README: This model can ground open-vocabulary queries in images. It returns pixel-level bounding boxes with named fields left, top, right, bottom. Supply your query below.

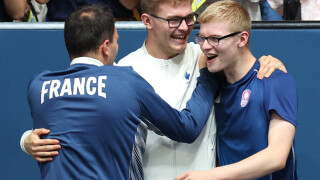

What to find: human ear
left=101, top=39, right=110, bottom=56
left=141, top=13, right=153, bottom=29
left=238, top=31, right=249, bottom=47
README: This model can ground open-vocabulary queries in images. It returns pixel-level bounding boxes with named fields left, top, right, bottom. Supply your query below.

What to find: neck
left=73, top=52, right=108, bottom=65
left=224, top=49, right=256, bottom=84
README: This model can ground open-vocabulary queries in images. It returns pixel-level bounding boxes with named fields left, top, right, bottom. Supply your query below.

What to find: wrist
left=20, top=130, right=33, bottom=154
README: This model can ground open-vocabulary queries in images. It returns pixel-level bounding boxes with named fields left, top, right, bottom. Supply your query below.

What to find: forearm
left=35, top=0, right=50, bottom=4
left=140, top=69, right=218, bottom=143
left=211, top=117, right=295, bottom=179
left=4, top=0, right=29, bottom=20
left=119, top=0, right=140, bottom=10
left=210, top=148, right=285, bottom=180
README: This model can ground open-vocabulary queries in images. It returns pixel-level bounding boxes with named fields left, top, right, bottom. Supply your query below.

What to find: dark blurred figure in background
left=1, top=0, right=47, bottom=22
left=0, top=0, right=13, bottom=21
left=34, top=0, right=140, bottom=21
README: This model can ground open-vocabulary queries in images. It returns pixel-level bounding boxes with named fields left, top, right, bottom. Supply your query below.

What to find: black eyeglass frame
left=149, top=13, right=198, bottom=28
left=194, top=31, right=242, bottom=46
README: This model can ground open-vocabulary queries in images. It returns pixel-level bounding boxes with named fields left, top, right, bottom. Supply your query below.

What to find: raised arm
left=135, top=68, right=219, bottom=143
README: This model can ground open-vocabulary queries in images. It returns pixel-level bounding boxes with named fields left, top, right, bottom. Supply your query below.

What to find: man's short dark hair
left=64, top=4, right=115, bottom=58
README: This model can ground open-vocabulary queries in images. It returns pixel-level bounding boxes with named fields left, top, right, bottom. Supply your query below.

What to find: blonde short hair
left=198, top=0, right=251, bottom=35
left=140, top=0, right=192, bottom=14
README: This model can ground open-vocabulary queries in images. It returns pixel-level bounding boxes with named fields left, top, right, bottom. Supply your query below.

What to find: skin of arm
left=175, top=111, right=296, bottom=180
left=22, top=55, right=286, bottom=162
left=3, top=0, right=29, bottom=21
left=119, top=0, right=140, bottom=10
left=35, top=0, right=50, bottom=4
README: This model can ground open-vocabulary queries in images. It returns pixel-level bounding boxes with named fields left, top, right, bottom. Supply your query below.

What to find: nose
left=178, top=19, right=188, bottom=30
left=201, top=38, right=212, bottom=51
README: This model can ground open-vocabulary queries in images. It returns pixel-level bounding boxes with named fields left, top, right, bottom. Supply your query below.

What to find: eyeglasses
left=194, top=32, right=241, bottom=46
left=149, top=14, right=198, bottom=28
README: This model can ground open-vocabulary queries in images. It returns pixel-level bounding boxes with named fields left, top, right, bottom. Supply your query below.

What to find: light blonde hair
left=198, top=0, right=251, bottom=36
left=140, top=0, right=192, bottom=14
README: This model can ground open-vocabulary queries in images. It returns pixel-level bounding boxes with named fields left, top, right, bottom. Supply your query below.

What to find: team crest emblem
left=240, top=89, right=251, bottom=107
left=185, top=72, right=190, bottom=80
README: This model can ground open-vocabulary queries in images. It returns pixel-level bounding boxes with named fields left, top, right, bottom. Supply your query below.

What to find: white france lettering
left=49, top=80, right=61, bottom=100
left=73, top=77, right=85, bottom=95
left=86, top=77, right=96, bottom=95
left=60, top=78, right=72, bottom=96
left=98, top=76, right=107, bottom=98
left=41, top=80, right=51, bottom=104
left=41, top=76, right=107, bottom=104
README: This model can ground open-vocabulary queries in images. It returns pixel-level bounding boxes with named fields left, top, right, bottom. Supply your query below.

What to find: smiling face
left=146, top=1, right=194, bottom=59
left=197, top=1, right=252, bottom=73
left=199, top=22, right=241, bottom=73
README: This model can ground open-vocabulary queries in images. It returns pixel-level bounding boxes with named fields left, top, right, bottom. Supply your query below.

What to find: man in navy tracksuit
left=27, top=4, right=218, bottom=179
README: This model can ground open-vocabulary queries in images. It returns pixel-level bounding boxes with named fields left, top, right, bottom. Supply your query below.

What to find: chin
left=173, top=47, right=186, bottom=55
left=208, top=66, right=220, bottom=73
left=172, top=42, right=188, bottom=51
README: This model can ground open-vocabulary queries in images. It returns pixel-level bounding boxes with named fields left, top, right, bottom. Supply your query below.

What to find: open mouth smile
left=207, top=54, right=218, bottom=62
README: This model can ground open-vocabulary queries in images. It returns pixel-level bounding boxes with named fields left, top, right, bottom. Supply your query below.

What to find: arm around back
left=21, top=128, right=61, bottom=162
left=133, top=68, right=219, bottom=143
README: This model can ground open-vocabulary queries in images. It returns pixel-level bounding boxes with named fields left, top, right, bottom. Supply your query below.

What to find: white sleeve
left=20, top=130, right=33, bottom=154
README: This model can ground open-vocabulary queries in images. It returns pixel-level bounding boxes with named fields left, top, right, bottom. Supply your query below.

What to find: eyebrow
left=198, top=33, right=222, bottom=37
left=166, top=13, right=194, bottom=19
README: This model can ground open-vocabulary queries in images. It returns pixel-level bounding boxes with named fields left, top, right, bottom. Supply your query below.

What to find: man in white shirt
left=20, top=0, right=286, bottom=179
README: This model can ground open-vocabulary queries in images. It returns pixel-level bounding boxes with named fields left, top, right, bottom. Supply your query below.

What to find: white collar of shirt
left=70, top=57, right=104, bottom=67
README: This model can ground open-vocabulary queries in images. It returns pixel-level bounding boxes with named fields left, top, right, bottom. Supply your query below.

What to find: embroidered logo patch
left=240, top=89, right=251, bottom=107
left=185, top=72, right=190, bottom=80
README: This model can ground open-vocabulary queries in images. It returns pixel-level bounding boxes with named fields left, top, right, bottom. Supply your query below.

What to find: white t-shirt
left=117, top=42, right=217, bottom=180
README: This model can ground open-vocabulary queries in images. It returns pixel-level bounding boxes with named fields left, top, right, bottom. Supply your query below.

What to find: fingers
left=175, top=173, right=188, bottom=180
left=257, top=55, right=269, bottom=79
left=32, top=147, right=59, bottom=159
left=31, top=138, right=60, bottom=146
left=278, top=63, right=288, bottom=74
left=199, top=53, right=207, bottom=69
left=32, top=149, right=59, bottom=157
left=30, top=142, right=61, bottom=163
left=35, top=156, right=54, bottom=163
left=257, top=55, right=287, bottom=79
left=32, top=150, right=59, bottom=162
left=24, top=128, right=61, bottom=162
left=258, top=55, right=267, bottom=64
left=261, top=61, right=277, bottom=78
left=31, top=143, right=61, bottom=152
left=33, top=128, right=50, bottom=135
